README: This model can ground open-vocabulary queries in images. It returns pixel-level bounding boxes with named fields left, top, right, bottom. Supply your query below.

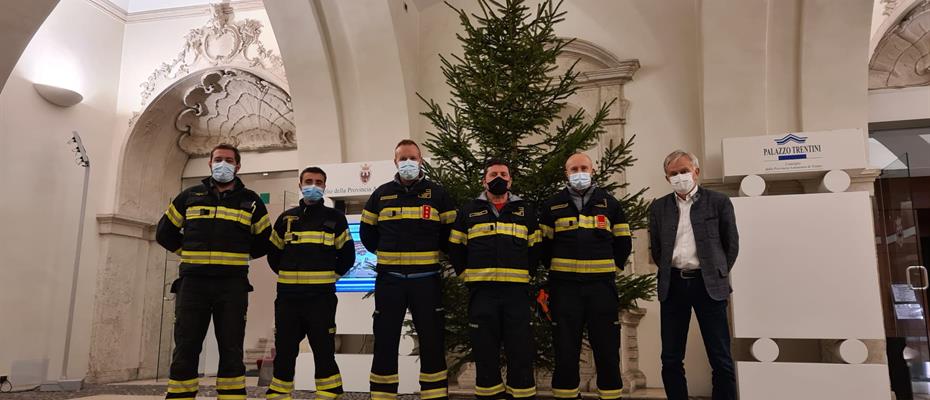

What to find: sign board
left=310, top=160, right=397, bottom=198
left=722, top=129, right=868, bottom=179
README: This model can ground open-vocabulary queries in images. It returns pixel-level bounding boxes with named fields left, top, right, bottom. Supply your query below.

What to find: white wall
left=869, top=86, right=930, bottom=122
left=0, top=0, right=124, bottom=381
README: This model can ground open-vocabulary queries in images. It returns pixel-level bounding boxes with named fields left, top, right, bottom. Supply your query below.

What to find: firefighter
left=360, top=139, right=457, bottom=400
left=264, top=166, right=355, bottom=400
left=540, top=152, right=632, bottom=400
left=448, top=159, right=540, bottom=400
left=155, top=143, right=271, bottom=400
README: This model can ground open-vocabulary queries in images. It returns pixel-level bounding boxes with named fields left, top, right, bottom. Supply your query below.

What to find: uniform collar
left=478, top=191, right=522, bottom=203
left=299, top=199, right=324, bottom=214
left=202, top=176, right=245, bottom=193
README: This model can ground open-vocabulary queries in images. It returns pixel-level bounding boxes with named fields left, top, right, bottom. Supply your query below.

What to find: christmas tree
left=418, top=0, right=655, bottom=374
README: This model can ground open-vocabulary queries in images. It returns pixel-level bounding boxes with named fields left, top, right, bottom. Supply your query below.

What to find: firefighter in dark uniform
left=360, top=140, right=456, bottom=400
left=264, top=166, right=355, bottom=400
left=156, top=143, right=271, bottom=400
left=448, top=159, right=540, bottom=400
left=540, top=152, right=632, bottom=400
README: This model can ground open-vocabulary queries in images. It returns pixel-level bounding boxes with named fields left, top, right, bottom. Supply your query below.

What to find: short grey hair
left=663, top=150, right=700, bottom=173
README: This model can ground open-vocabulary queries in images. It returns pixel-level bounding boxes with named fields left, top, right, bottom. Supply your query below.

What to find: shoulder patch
left=380, top=194, right=398, bottom=201
left=595, top=199, right=609, bottom=208
left=418, top=188, right=432, bottom=199
left=550, top=203, right=569, bottom=211
left=513, top=207, right=525, bottom=217
left=469, top=209, right=488, bottom=218
left=191, top=191, right=207, bottom=196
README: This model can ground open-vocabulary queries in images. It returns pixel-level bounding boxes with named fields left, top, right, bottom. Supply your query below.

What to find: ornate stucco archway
left=88, top=4, right=292, bottom=383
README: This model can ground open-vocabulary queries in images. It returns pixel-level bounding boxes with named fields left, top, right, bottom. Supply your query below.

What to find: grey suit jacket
left=648, top=187, right=739, bottom=302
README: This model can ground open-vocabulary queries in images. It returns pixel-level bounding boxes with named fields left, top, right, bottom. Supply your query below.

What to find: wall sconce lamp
left=33, top=83, right=83, bottom=107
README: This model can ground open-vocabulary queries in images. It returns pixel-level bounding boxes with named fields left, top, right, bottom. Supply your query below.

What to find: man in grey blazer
left=648, top=150, right=739, bottom=400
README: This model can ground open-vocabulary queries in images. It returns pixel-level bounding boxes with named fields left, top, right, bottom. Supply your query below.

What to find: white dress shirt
left=671, top=185, right=700, bottom=270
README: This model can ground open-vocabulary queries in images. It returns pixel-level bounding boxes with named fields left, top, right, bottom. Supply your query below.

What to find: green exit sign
left=260, top=192, right=270, bottom=204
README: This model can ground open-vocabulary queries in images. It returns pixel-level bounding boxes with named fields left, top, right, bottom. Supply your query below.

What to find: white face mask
left=669, top=172, right=695, bottom=194
left=211, top=161, right=235, bottom=183
left=397, top=160, right=420, bottom=181
left=568, top=172, right=592, bottom=191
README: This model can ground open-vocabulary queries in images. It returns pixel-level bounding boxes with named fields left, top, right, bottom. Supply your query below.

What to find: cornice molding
left=84, top=0, right=264, bottom=24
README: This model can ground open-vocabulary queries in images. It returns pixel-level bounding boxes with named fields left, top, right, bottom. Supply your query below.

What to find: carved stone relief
left=176, top=69, right=296, bottom=156
left=869, top=1, right=930, bottom=89
left=136, top=3, right=287, bottom=113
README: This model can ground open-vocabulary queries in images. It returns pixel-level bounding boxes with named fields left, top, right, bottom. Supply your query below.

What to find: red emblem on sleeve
left=596, top=214, right=607, bottom=229
left=422, top=205, right=432, bottom=220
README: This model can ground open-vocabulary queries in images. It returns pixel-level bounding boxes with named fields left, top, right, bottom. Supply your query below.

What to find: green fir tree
left=417, top=0, right=656, bottom=375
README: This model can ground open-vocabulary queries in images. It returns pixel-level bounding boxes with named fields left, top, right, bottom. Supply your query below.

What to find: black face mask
left=487, top=177, right=509, bottom=195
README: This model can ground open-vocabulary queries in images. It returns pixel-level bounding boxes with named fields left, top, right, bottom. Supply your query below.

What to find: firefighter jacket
left=359, top=175, right=457, bottom=274
left=156, top=177, right=271, bottom=277
left=448, top=193, right=541, bottom=286
left=540, top=187, right=632, bottom=282
left=267, top=200, right=356, bottom=294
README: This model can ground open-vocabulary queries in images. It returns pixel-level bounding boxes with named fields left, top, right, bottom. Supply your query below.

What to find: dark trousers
left=266, top=292, right=342, bottom=400
left=468, top=284, right=535, bottom=400
left=166, top=276, right=251, bottom=400
left=550, top=279, right=622, bottom=400
left=370, top=273, right=448, bottom=400
left=660, top=271, right=736, bottom=400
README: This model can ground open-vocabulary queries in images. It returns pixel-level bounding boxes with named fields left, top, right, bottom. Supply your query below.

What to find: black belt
left=671, top=268, right=701, bottom=279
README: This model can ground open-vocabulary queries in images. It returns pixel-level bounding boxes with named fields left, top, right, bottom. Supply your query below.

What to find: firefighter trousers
left=166, top=276, right=251, bottom=400
left=550, top=279, right=622, bottom=400
left=370, top=272, right=448, bottom=400
left=266, top=291, right=343, bottom=400
left=468, top=284, right=536, bottom=400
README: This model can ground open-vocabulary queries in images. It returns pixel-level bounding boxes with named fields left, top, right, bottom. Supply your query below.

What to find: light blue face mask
left=568, top=172, right=592, bottom=191
left=211, top=161, right=236, bottom=183
left=397, top=160, right=420, bottom=181
left=301, top=185, right=324, bottom=202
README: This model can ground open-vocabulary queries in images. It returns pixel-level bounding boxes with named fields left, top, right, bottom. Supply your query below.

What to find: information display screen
left=335, top=222, right=376, bottom=292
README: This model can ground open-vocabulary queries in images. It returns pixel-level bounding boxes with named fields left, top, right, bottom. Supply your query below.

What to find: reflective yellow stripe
left=599, top=387, right=623, bottom=399
left=166, top=204, right=184, bottom=227
left=217, top=395, right=247, bottom=400
left=378, top=206, right=441, bottom=222
left=554, top=215, right=612, bottom=232
left=166, top=377, right=199, bottom=393
left=361, top=210, right=379, bottom=225
left=467, top=222, right=529, bottom=240
left=315, top=390, right=339, bottom=399
left=266, top=392, right=291, bottom=400
left=613, top=223, right=631, bottom=237
left=284, top=230, right=337, bottom=246
left=506, top=385, right=536, bottom=398
left=461, top=268, right=529, bottom=283
left=540, top=224, right=554, bottom=239
left=475, top=383, right=505, bottom=396
left=278, top=270, right=339, bottom=285
left=527, top=230, right=542, bottom=246
left=369, top=373, right=399, bottom=384
left=216, top=375, right=246, bottom=390
left=550, top=258, right=616, bottom=273
left=553, top=387, right=579, bottom=398
left=419, top=369, right=448, bottom=382
left=252, top=214, right=271, bottom=234
left=180, top=250, right=249, bottom=266
left=315, top=373, right=342, bottom=390
left=334, top=229, right=350, bottom=249
left=371, top=391, right=397, bottom=400
left=270, top=231, right=285, bottom=250
left=440, top=210, right=457, bottom=224
left=187, top=206, right=254, bottom=227
left=376, top=251, right=440, bottom=265
left=269, top=377, right=294, bottom=393
left=420, top=387, right=448, bottom=399
left=449, top=229, right=467, bottom=245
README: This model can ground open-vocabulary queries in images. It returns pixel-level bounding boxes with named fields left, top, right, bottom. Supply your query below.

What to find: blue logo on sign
left=774, top=133, right=808, bottom=146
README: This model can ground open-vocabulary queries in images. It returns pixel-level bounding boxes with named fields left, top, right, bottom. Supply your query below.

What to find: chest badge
left=422, top=205, right=432, bottom=220
left=596, top=214, right=607, bottom=229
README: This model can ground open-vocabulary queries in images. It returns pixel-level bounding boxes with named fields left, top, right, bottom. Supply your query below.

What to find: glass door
left=874, top=152, right=929, bottom=397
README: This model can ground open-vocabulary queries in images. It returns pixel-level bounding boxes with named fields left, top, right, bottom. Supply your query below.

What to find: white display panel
left=730, top=191, right=885, bottom=340
left=737, top=363, right=890, bottom=400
